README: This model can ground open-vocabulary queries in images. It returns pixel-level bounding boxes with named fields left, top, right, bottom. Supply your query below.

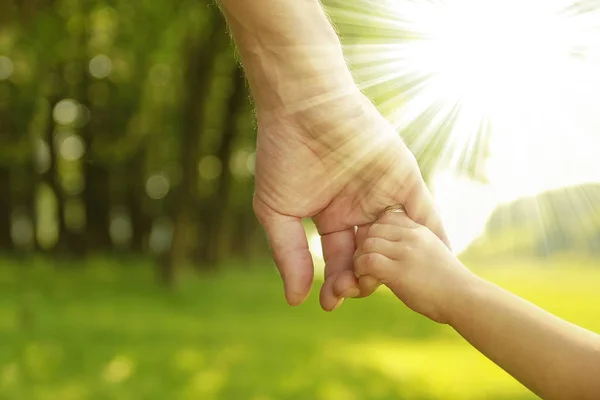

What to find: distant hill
left=463, top=183, right=600, bottom=259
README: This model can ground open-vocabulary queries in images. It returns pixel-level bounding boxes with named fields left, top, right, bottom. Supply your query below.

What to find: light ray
left=324, top=0, right=600, bottom=253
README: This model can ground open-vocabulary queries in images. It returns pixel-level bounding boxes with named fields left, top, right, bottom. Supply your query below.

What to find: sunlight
left=309, top=233, right=324, bottom=261
left=408, top=0, right=578, bottom=108
left=309, top=232, right=326, bottom=277
left=327, top=0, right=600, bottom=252
left=332, top=338, right=527, bottom=399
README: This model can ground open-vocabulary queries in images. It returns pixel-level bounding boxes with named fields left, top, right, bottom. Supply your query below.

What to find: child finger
left=378, top=208, right=419, bottom=227
left=364, top=223, right=414, bottom=243
left=358, top=275, right=382, bottom=297
left=355, top=237, right=402, bottom=262
left=354, top=252, right=398, bottom=281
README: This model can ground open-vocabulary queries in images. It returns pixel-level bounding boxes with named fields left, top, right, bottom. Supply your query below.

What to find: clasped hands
left=253, top=87, right=454, bottom=314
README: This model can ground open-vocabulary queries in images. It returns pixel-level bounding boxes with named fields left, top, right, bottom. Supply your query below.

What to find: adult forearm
left=217, top=0, right=357, bottom=112
left=449, top=276, right=600, bottom=399
left=218, top=0, right=341, bottom=50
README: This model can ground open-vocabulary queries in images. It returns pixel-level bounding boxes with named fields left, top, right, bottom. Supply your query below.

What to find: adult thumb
left=253, top=197, right=315, bottom=306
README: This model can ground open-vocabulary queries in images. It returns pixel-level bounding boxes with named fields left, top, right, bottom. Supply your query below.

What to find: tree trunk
left=0, top=80, right=18, bottom=251
left=203, top=67, right=248, bottom=267
left=0, top=167, right=12, bottom=251
left=233, top=207, right=269, bottom=263
left=40, top=93, right=75, bottom=254
left=10, top=160, right=37, bottom=252
left=128, top=151, right=151, bottom=253
left=82, top=163, right=112, bottom=252
left=166, top=13, right=225, bottom=283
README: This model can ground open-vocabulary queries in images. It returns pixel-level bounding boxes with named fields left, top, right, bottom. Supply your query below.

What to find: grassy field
left=0, top=256, right=599, bottom=400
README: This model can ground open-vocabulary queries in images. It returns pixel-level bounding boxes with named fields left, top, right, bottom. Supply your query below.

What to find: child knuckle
left=367, top=224, right=382, bottom=238
left=362, top=237, right=380, bottom=253
left=363, top=253, right=382, bottom=269
left=407, top=227, right=425, bottom=242
left=396, top=243, right=410, bottom=259
left=356, top=254, right=376, bottom=276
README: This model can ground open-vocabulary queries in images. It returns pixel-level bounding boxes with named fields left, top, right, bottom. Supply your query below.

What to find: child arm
left=355, top=211, right=600, bottom=400
left=450, top=276, right=600, bottom=400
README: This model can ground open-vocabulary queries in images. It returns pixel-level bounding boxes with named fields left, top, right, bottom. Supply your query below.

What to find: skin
left=355, top=211, right=600, bottom=400
left=217, top=0, right=450, bottom=311
left=216, top=2, right=600, bottom=395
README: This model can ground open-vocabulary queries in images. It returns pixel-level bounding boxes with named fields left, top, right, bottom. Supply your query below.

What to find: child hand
left=354, top=209, right=476, bottom=324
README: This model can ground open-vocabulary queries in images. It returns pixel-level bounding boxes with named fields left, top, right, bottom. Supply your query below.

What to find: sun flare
left=327, top=0, right=600, bottom=252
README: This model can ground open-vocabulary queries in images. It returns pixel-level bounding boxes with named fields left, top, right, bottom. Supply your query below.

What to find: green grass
left=0, top=256, right=599, bottom=399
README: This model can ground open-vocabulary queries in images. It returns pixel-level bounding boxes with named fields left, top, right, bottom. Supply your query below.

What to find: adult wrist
left=219, top=0, right=356, bottom=111
left=243, top=45, right=357, bottom=113
left=219, top=0, right=342, bottom=51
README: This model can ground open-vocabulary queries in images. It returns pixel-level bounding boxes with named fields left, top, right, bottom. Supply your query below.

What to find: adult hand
left=217, top=0, right=449, bottom=310
left=253, top=89, right=450, bottom=311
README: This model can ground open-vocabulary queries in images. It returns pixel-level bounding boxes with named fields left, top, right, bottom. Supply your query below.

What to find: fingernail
left=330, top=298, right=344, bottom=312
left=341, top=288, right=361, bottom=299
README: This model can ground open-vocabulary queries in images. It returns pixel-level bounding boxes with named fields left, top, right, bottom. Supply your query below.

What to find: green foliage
left=0, top=0, right=263, bottom=270
left=464, top=183, right=600, bottom=259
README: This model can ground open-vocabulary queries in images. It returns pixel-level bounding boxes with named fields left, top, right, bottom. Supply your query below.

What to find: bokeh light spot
left=110, top=208, right=133, bottom=247
left=198, top=155, right=222, bottom=180
left=11, top=210, right=34, bottom=249
left=145, top=174, right=171, bottom=200
left=89, top=54, right=113, bottom=79
left=59, top=134, right=86, bottom=161
left=149, top=217, right=173, bottom=254
left=246, top=152, right=256, bottom=175
left=229, top=150, right=252, bottom=179
left=53, top=99, right=80, bottom=126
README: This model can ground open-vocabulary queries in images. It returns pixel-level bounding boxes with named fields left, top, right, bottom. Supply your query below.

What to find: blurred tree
left=464, top=184, right=600, bottom=259
left=0, top=163, right=11, bottom=251
left=39, top=68, right=72, bottom=253
left=165, top=4, right=227, bottom=282
left=0, top=80, right=15, bottom=250
left=0, top=0, right=500, bottom=283
left=201, top=65, right=248, bottom=267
